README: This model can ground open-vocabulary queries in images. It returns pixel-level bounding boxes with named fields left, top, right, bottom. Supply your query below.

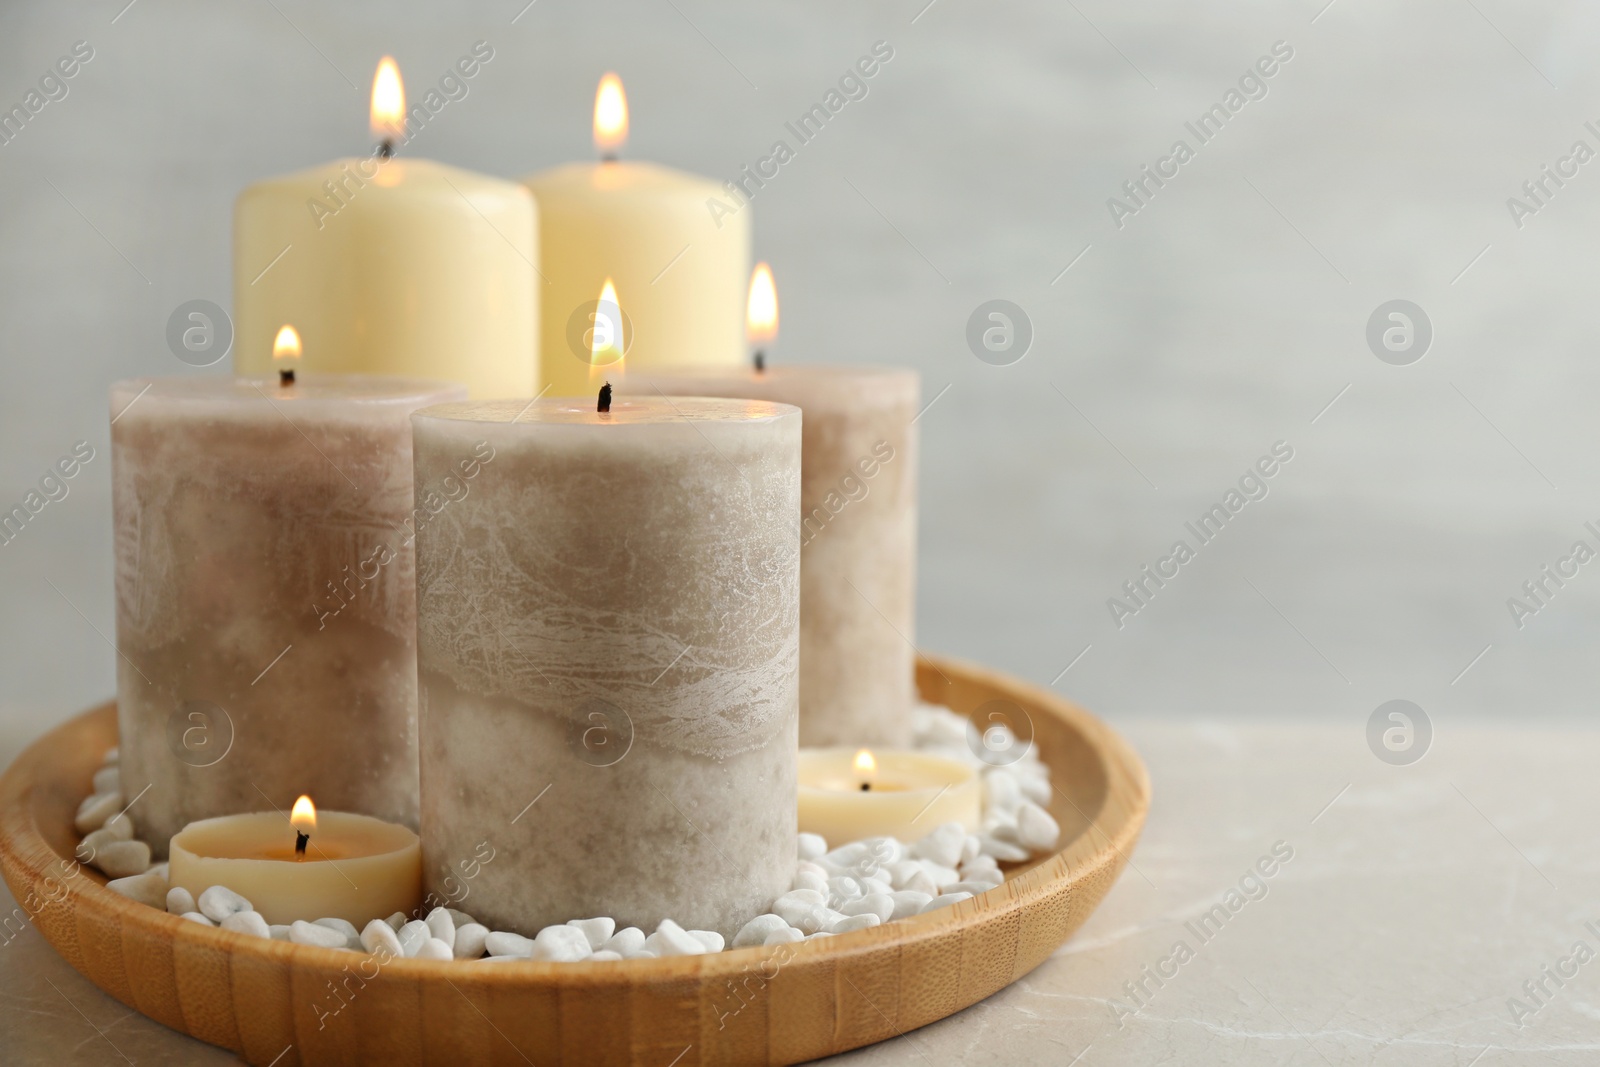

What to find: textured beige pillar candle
left=168, top=808, right=422, bottom=926
left=412, top=396, right=799, bottom=937
left=111, top=375, right=465, bottom=854
left=523, top=75, right=748, bottom=396
left=233, top=58, right=538, bottom=398
left=621, top=365, right=919, bottom=747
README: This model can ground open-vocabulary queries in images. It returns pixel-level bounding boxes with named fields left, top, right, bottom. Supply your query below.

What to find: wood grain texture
left=0, top=655, right=1149, bottom=1066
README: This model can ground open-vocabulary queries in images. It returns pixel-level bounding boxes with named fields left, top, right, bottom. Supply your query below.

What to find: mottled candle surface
left=412, top=396, right=800, bottom=937
left=622, top=366, right=919, bottom=747
left=112, top=375, right=465, bottom=854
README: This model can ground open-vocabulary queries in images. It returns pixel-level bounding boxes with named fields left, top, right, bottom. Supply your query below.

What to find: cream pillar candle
left=797, top=748, right=980, bottom=845
left=168, top=804, right=422, bottom=926
left=621, top=361, right=919, bottom=747
left=523, top=74, right=748, bottom=396
left=112, top=372, right=465, bottom=854
left=412, top=394, right=799, bottom=937
left=234, top=57, right=537, bottom=398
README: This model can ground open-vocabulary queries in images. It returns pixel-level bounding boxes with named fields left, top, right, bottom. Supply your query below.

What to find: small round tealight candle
left=168, top=799, right=422, bottom=926
left=797, top=748, right=980, bottom=845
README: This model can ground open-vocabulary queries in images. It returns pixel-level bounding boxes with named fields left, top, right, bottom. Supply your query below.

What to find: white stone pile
left=89, top=703, right=1062, bottom=961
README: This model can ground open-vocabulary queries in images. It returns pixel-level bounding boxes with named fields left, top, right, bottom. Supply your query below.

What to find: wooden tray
left=0, top=655, right=1149, bottom=1066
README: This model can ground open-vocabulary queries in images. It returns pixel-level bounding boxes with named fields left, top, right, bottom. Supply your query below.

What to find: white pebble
left=983, top=770, right=1022, bottom=814
left=566, top=917, right=615, bottom=950
left=793, top=906, right=845, bottom=936
left=454, top=923, right=489, bottom=959
left=99, top=813, right=135, bottom=841
left=889, top=891, right=932, bottom=919
left=74, top=791, right=122, bottom=834
left=920, top=892, right=974, bottom=914
left=979, top=835, right=1030, bottom=862
left=902, top=869, right=939, bottom=897
left=198, top=886, right=252, bottom=923
left=221, top=911, right=271, bottom=939
left=291, top=920, right=349, bottom=949
left=600, top=927, right=646, bottom=956
left=861, top=837, right=906, bottom=866
left=962, top=835, right=983, bottom=865
left=93, top=766, right=121, bottom=795
left=316, top=917, right=359, bottom=939
left=1019, top=775, right=1051, bottom=806
left=485, top=930, right=535, bottom=958
left=166, top=887, right=196, bottom=915
left=733, top=914, right=790, bottom=948
left=646, top=919, right=706, bottom=957
left=76, top=827, right=120, bottom=864
left=425, top=907, right=456, bottom=949
left=361, top=919, right=404, bottom=957
left=912, top=823, right=966, bottom=868
left=792, top=870, right=829, bottom=895
left=181, top=911, right=215, bottom=927
left=476, top=954, right=529, bottom=963
left=688, top=929, right=724, bottom=953
left=764, top=926, right=805, bottom=946
left=416, top=938, right=453, bottom=961
left=1016, top=802, right=1060, bottom=852
left=106, top=870, right=167, bottom=909
left=959, top=868, right=1004, bottom=890
left=103, top=746, right=119, bottom=764
left=94, top=840, right=151, bottom=878
left=398, top=920, right=433, bottom=957
left=860, top=876, right=894, bottom=897
left=385, top=911, right=407, bottom=931
left=827, top=876, right=863, bottom=904
left=624, top=947, right=658, bottom=960
left=270, top=925, right=292, bottom=941
left=840, top=894, right=895, bottom=923
left=795, top=859, right=829, bottom=881
left=446, top=908, right=476, bottom=929
left=797, top=832, right=827, bottom=861
left=531, top=924, right=591, bottom=962
left=590, top=950, right=623, bottom=961
left=828, top=913, right=881, bottom=934
left=772, top=889, right=826, bottom=928
left=944, top=880, right=997, bottom=897
left=922, top=862, right=960, bottom=889
left=823, top=841, right=870, bottom=869
left=148, top=862, right=168, bottom=881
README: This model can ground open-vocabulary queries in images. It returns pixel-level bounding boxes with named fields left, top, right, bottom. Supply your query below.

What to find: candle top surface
left=247, top=155, right=529, bottom=198
left=620, top=364, right=919, bottom=409
left=112, top=375, right=465, bottom=410
left=523, top=159, right=719, bottom=196
left=170, top=810, right=419, bottom=862
left=413, top=395, right=799, bottom=427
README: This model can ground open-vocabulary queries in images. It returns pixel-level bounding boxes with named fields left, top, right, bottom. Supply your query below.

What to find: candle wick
left=597, top=382, right=613, bottom=414
left=753, top=350, right=765, bottom=374
left=377, top=139, right=394, bottom=159
left=860, top=782, right=870, bottom=792
left=279, top=368, right=295, bottom=387
left=601, top=152, right=618, bottom=164
left=295, top=831, right=309, bottom=858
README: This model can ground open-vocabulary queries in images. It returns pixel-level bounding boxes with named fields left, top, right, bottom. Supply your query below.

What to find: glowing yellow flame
left=273, top=324, right=302, bottom=364
left=854, top=749, right=876, bottom=777
left=371, top=56, right=406, bottom=142
left=290, top=795, right=317, bottom=834
left=590, top=278, right=624, bottom=382
left=593, top=73, right=628, bottom=155
left=747, top=262, right=778, bottom=346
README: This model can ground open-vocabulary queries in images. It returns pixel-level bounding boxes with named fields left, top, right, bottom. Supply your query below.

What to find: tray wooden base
left=0, top=655, right=1149, bottom=1066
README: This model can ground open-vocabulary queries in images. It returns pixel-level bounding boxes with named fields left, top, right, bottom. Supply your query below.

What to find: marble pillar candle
left=411, top=396, right=799, bottom=937
left=620, top=365, right=919, bottom=747
left=111, top=375, right=465, bottom=854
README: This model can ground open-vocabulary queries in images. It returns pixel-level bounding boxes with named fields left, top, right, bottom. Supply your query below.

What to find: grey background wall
left=3, top=0, right=1599, bottom=767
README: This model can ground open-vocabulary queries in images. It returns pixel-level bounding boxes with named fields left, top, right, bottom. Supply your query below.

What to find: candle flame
left=290, top=794, right=317, bottom=834
left=273, top=324, right=302, bottom=364
left=747, top=262, right=778, bottom=346
left=371, top=56, right=406, bottom=142
left=593, top=73, right=628, bottom=156
left=590, top=278, right=624, bottom=382
left=854, top=749, right=877, bottom=777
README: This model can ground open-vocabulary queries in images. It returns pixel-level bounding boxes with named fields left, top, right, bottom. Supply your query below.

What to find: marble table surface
left=4, top=714, right=1593, bottom=1066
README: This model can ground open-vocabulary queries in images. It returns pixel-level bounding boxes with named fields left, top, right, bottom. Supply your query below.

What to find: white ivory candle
left=621, top=363, right=919, bottom=746
left=411, top=395, right=799, bottom=937
left=111, top=373, right=465, bottom=854
left=169, top=808, right=421, bottom=926
left=233, top=57, right=537, bottom=398
left=797, top=748, right=979, bottom=846
left=523, top=75, right=748, bottom=396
